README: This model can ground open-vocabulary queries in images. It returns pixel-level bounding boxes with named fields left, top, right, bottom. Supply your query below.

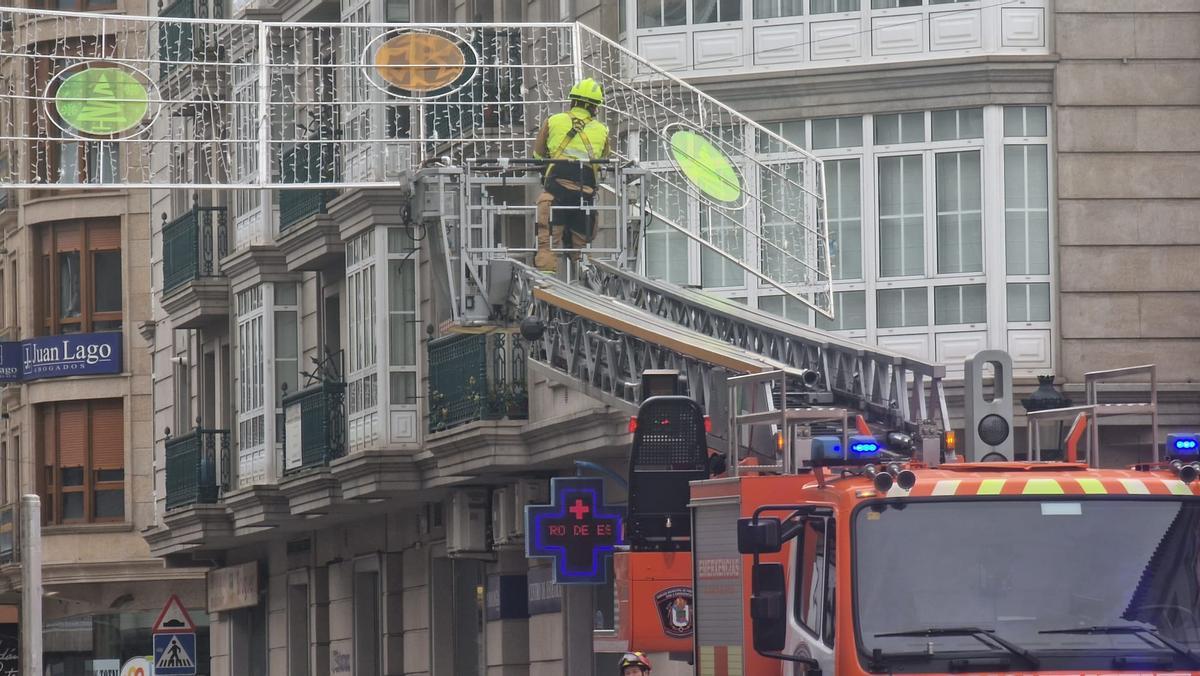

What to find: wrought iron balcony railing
left=162, top=199, right=228, bottom=293
left=157, top=0, right=195, bottom=76
left=278, top=138, right=339, bottom=231
left=428, top=331, right=528, bottom=433
left=279, top=189, right=336, bottom=231
left=164, top=423, right=230, bottom=510
left=282, top=382, right=347, bottom=474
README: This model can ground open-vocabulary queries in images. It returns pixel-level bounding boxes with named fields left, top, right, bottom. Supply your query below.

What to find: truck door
left=788, top=515, right=836, bottom=674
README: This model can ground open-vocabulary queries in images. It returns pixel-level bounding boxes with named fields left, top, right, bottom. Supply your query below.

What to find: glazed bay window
left=877, top=287, right=927, bottom=329
left=38, top=399, right=124, bottom=525
left=749, top=106, right=1054, bottom=368
left=236, top=286, right=266, bottom=486
left=387, top=229, right=419, bottom=426
left=1003, top=106, right=1052, bottom=361
left=628, top=0, right=1050, bottom=74
left=754, top=0, right=802, bottom=18
left=816, top=291, right=867, bottom=332
left=935, top=151, right=983, bottom=274
left=811, top=0, right=859, bottom=12
left=644, top=174, right=690, bottom=285
left=877, top=155, right=924, bottom=278
left=56, top=142, right=119, bottom=185
left=347, top=231, right=379, bottom=448
left=825, top=159, right=862, bottom=280
left=694, top=0, right=740, bottom=23
left=638, top=0, right=686, bottom=27
left=30, top=0, right=117, bottom=7
left=38, top=219, right=122, bottom=335
left=347, top=227, right=422, bottom=448
left=235, top=282, right=300, bottom=485
left=700, top=206, right=745, bottom=288
left=934, top=284, right=986, bottom=325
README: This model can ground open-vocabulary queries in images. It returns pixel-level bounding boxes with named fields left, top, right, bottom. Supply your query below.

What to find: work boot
left=534, top=221, right=558, bottom=273
left=566, top=230, right=589, bottom=263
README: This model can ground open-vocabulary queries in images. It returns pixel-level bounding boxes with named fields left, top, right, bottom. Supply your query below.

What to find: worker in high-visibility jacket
left=532, top=77, right=610, bottom=273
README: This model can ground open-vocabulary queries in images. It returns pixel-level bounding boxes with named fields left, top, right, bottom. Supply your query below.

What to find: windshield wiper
left=1039, top=624, right=1200, bottom=667
left=875, top=627, right=1040, bottom=669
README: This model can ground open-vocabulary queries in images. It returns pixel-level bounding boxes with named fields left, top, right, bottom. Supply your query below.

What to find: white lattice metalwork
left=0, top=7, right=831, bottom=315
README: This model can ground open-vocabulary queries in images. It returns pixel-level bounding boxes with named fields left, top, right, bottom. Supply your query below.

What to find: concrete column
left=268, top=553, right=288, bottom=676
left=527, top=562, right=565, bottom=676
left=327, top=560, right=354, bottom=675
left=209, top=612, right=230, bottom=676
left=401, top=548, right=431, bottom=675
left=485, top=551, right=530, bottom=676
left=311, top=566, right=330, bottom=676
left=20, top=495, right=39, bottom=676
left=383, top=552, right=405, bottom=673
left=563, top=584, right=596, bottom=676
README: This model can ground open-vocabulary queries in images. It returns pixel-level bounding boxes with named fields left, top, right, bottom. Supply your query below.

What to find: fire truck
left=616, top=368, right=1200, bottom=675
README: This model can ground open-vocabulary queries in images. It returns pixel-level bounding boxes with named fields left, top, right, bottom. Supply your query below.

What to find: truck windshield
left=854, top=498, right=1200, bottom=668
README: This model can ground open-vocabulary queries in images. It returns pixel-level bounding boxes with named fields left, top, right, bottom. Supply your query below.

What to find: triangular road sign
left=152, top=594, right=197, bottom=634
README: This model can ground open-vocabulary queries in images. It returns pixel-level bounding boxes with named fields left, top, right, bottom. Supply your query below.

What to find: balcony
left=279, top=189, right=335, bottom=231
left=164, top=424, right=231, bottom=511
left=282, top=382, right=346, bottom=475
left=156, top=0, right=229, bottom=108
left=277, top=139, right=344, bottom=271
left=160, top=201, right=230, bottom=328
left=428, top=331, right=529, bottom=434
left=627, top=0, right=1050, bottom=77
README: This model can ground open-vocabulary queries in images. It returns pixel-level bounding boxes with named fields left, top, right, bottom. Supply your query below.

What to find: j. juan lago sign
left=0, top=332, right=122, bottom=382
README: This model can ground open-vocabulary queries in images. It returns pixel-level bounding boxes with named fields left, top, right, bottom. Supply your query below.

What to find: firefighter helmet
left=569, top=78, right=604, bottom=106
left=618, top=651, right=651, bottom=672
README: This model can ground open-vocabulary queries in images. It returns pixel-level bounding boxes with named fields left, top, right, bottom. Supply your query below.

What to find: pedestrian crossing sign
left=153, top=632, right=197, bottom=676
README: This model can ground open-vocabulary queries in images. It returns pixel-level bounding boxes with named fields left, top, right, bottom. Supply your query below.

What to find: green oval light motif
left=670, top=130, right=742, bottom=204
left=54, top=67, right=149, bottom=137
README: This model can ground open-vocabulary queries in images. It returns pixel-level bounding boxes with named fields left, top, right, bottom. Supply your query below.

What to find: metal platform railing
left=1028, top=364, right=1159, bottom=467
left=0, top=8, right=832, bottom=317
left=579, top=258, right=948, bottom=435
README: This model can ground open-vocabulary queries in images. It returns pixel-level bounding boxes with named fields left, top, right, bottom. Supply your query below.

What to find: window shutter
left=90, top=399, right=124, bottom=470
left=87, top=220, right=121, bottom=251
left=56, top=402, right=87, bottom=468
left=40, top=405, right=55, bottom=471
left=54, top=223, right=81, bottom=253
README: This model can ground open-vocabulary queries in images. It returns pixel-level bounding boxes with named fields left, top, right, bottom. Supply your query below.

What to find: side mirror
left=737, top=517, right=781, bottom=554
left=750, top=562, right=787, bottom=653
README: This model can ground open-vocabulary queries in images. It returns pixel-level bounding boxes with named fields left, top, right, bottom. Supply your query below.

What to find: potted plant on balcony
left=506, top=382, right=529, bottom=420
left=484, top=383, right=508, bottom=420
left=429, top=389, right=449, bottom=431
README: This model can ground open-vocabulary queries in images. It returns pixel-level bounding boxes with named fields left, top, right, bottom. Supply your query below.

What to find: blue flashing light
left=849, top=434, right=882, bottom=458
left=850, top=440, right=880, bottom=454
left=810, top=435, right=883, bottom=466
left=1167, top=433, right=1200, bottom=458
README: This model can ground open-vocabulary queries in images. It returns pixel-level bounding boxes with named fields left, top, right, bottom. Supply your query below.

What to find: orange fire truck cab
left=698, top=446, right=1200, bottom=675
left=616, top=380, right=1200, bottom=675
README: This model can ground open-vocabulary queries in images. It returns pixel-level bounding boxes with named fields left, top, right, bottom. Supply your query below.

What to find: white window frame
left=236, top=282, right=298, bottom=485
left=385, top=228, right=420, bottom=444
left=748, top=106, right=1053, bottom=370
left=346, top=230, right=381, bottom=450
left=236, top=285, right=266, bottom=486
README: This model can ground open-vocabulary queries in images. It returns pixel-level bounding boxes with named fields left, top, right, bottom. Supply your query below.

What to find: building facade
left=140, top=2, right=1199, bottom=676
left=0, top=1, right=212, bottom=671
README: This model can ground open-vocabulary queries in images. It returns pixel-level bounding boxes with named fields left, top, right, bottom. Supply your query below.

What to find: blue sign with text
left=0, top=332, right=122, bottom=382
left=525, top=477, right=623, bottom=585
